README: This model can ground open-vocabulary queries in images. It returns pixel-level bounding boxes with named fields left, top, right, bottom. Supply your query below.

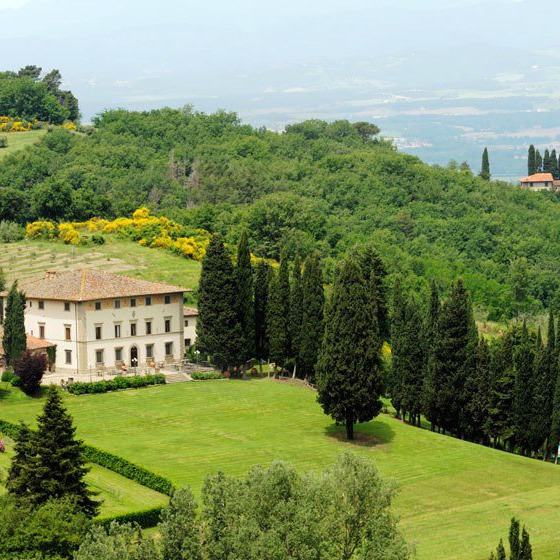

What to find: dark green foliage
left=390, top=277, right=406, bottom=418
left=543, top=148, right=551, bottom=173
left=159, top=488, right=202, bottom=560
left=0, top=495, right=89, bottom=559
left=14, top=350, right=47, bottom=395
left=316, top=257, right=384, bottom=440
left=551, top=149, right=558, bottom=179
left=190, top=372, right=225, bottom=380
left=67, top=374, right=166, bottom=395
left=235, top=230, right=254, bottom=364
left=197, top=234, right=244, bottom=370
left=1, top=369, right=14, bottom=382
left=479, top=147, right=491, bottom=180
left=266, top=253, right=291, bottom=368
left=82, top=446, right=174, bottom=496
left=298, top=252, right=325, bottom=381
left=254, top=260, right=272, bottom=361
left=97, top=507, right=164, bottom=529
left=424, top=279, right=478, bottom=435
left=7, top=386, right=99, bottom=516
left=3, top=281, right=27, bottom=367
left=509, top=517, right=521, bottom=560
left=289, top=254, right=304, bottom=370
left=490, top=518, right=532, bottom=560
left=527, top=145, right=536, bottom=175
left=535, top=149, right=542, bottom=173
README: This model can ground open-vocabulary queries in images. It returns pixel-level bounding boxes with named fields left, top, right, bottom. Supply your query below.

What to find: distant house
left=519, top=173, right=556, bottom=191
left=183, top=307, right=198, bottom=348
left=0, top=331, right=55, bottom=369
left=1, top=269, right=186, bottom=373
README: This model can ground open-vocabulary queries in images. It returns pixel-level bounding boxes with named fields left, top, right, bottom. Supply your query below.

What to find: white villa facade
left=12, top=270, right=186, bottom=374
left=519, top=172, right=557, bottom=191
left=183, top=307, right=198, bottom=348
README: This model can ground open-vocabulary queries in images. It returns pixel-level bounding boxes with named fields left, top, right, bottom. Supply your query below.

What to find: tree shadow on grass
left=325, top=418, right=395, bottom=448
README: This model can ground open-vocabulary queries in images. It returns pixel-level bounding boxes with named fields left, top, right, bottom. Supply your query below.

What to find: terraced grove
left=1, top=379, right=559, bottom=559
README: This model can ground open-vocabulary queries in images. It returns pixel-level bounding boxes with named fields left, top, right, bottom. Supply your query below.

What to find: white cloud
left=0, top=0, right=32, bottom=10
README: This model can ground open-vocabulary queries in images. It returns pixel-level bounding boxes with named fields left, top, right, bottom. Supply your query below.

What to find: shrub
left=91, top=233, right=106, bottom=245
left=14, top=350, right=47, bottom=395
left=10, top=376, right=21, bottom=387
left=96, top=506, right=164, bottom=529
left=190, top=372, right=225, bottom=380
left=67, top=374, right=166, bottom=395
left=0, top=221, right=25, bottom=243
left=0, top=136, right=7, bottom=148
left=1, top=370, right=14, bottom=383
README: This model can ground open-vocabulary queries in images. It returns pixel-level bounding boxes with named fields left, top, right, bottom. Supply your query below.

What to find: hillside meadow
left=0, top=379, right=559, bottom=560
left=0, top=129, right=46, bottom=160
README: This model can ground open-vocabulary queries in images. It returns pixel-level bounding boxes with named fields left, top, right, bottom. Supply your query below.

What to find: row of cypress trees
left=391, top=278, right=560, bottom=459
left=527, top=144, right=560, bottom=179
left=197, top=233, right=326, bottom=379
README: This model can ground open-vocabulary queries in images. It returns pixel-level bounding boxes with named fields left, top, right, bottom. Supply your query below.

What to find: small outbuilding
left=519, top=172, right=556, bottom=191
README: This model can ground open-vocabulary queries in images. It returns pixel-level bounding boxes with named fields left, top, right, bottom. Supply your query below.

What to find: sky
left=1, top=0, right=558, bottom=176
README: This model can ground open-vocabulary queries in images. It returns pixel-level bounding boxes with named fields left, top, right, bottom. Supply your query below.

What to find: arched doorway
left=130, top=346, right=138, bottom=367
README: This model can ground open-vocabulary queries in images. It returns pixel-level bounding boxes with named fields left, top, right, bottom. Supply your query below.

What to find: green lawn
left=0, top=432, right=167, bottom=518
left=0, top=237, right=201, bottom=296
left=0, top=130, right=47, bottom=160
left=0, top=379, right=559, bottom=559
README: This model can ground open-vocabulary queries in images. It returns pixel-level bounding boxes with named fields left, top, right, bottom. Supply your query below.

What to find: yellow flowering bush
left=58, top=224, right=80, bottom=245
left=26, top=221, right=56, bottom=240
left=62, top=122, right=77, bottom=131
left=0, top=116, right=33, bottom=132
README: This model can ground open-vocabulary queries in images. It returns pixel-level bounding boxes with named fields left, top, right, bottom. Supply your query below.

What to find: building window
left=130, top=298, right=136, bottom=308
left=145, top=321, right=152, bottom=335
left=115, top=347, right=123, bottom=362
left=164, top=318, right=171, bottom=333
left=145, top=296, right=152, bottom=306
left=185, top=338, right=191, bottom=347
left=38, top=300, right=44, bottom=310
left=64, top=302, right=70, bottom=312
left=130, top=323, right=137, bottom=336
left=29, top=301, right=32, bottom=308
left=65, top=349, right=72, bottom=364
left=184, top=319, right=189, bottom=327
left=95, top=325, right=102, bottom=340
left=65, top=326, right=71, bottom=341
left=165, top=342, right=173, bottom=356
left=146, top=344, right=154, bottom=358
left=39, top=324, right=45, bottom=339
left=164, top=295, right=171, bottom=304
left=95, top=349, right=104, bottom=364
left=114, top=299, right=121, bottom=309
left=95, top=301, right=101, bottom=310
left=114, top=324, right=121, bottom=338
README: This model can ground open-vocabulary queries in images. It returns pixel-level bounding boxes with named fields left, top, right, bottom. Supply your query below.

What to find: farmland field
left=0, top=129, right=47, bottom=160
left=0, top=379, right=559, bottom=559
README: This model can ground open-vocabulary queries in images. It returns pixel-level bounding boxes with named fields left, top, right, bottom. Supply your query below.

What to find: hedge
left=0, top=418, right=175, bottom=497
left=67, top=374, right=166, bottom=395
left=190, top=372, right=225, bottom=380
left=96, top=506, right=164, bottom=529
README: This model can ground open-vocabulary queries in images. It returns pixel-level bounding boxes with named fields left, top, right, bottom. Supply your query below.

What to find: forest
left=1, top=105, right=560, bottom=318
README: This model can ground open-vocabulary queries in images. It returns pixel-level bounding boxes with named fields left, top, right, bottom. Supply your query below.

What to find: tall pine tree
left=236, top=230, right=255, bottom=366
left=390, top=277, right=406, bottom=419
left=298, top=252, right=325, bottom=382
left=2, top=281, right=26, bottom=367
left=289, top=255, right=304, bottom=375
left=7, top=386, right=99, bottom=516
left=316, top=256, right=384, bottom=440
left=535, top=149, right=543, bottom=173
left=197, top=234, right=244, bottom=371
left=254, top=260, right=272, bottom=364
left=479, top=147, right=491, bottom=181
left=422, top=280, right=440, bottom=431
left=543, top=148, right=551, bottom=173
left=527, top=144, right=536, bottom=176
left=267, top=253, right=291, bottom=370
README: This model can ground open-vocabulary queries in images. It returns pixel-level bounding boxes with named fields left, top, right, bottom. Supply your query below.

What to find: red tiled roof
left=183, top=307, right=199, bottom=316
left=18, top=269, right=186, bottom=302
left=520, top=173, right=554, bottom=183
left=26, top=335, right=55, bottom=350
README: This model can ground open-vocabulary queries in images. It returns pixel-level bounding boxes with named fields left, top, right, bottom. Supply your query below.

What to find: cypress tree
left=527, top=144, right=536, bottom=175
left=236, top=230, right=255, bottom=365
left=289, top=254, right=304, bottom=374
left=479, top=147, right=491, bottom=181
left=512, top=323, right=536, bottom=455
left=197, top=234, right=244, bottom=371
left=267, top=254, right=291, bottom=370
left=535, top=149, right=543, bottom=173
left=316, top=257, right=384, bottom=440
left=390, top=277, right=406, bottom=419
left=509, top=517, right=521, bottom=560
left=543, top=148, right=551, bottom=173
left=422, top=280, right=440, bottom=431
left=2, top=281, right=27, bottom=367
left=496, top=540, right=506, bottom=560
left=298, top=252, right=325, bottom=382
left=356, top=245, right=389, bottom=341
left=549, top=359, right=560, bottom=462
left=8, top=387, right=99, bottom=516
left=254, top=260, right=272, bottom=363
left=520, top=526, right=532, bottom=560
left=551, top=148, right=558, bottom=179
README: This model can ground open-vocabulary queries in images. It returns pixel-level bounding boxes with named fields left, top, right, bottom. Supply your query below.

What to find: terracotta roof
left=0, top=329, right=54, bottom=356
left=18, top=269, right=186, bottom=302
left=520, top=173, right=554, bottom=183
left=183, top=307, right=199, bottom=316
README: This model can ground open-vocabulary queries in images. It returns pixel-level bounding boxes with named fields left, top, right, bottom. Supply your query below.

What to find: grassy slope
left=0, top=238, right=201, bottom=294
left=0, top=433, right=167, bottom=518
left=0, top=380, right=559, bottom=560
left=0, top=130, right=47, bottom=160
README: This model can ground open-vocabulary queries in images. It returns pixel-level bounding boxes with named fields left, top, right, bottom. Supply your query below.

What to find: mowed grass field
left=0, top=238, right=201, bottom=294
left=1, top=380, right=559, bottom=559
left=0, top=433, right=167, bottom=519
left=0, top=129, right=47, bottom=160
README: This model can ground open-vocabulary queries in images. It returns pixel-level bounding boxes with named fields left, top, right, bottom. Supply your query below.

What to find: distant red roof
left=26, top=335, right=55, bottom=350
left=520, top=173, right=554, bottom=183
